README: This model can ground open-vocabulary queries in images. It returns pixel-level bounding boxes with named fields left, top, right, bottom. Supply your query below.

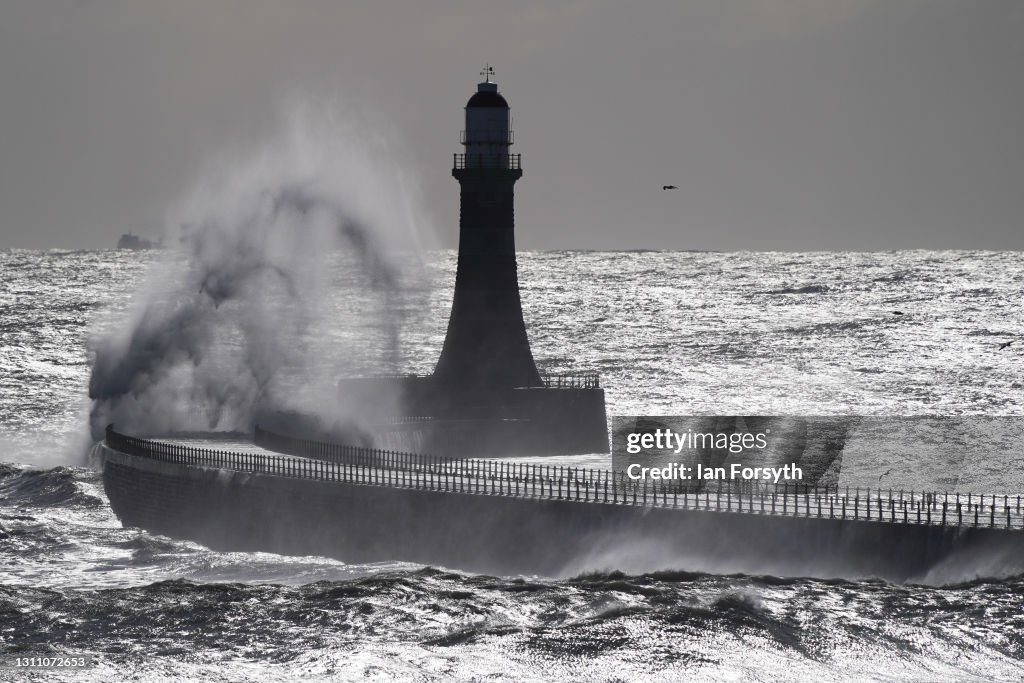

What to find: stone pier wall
left=100, top=445, right=1023, bottom=582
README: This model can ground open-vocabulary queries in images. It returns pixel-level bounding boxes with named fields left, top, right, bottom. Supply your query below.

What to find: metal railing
left=104, top=425, right=1024, bottom=530
left=337, top=372, right=601, bottom=390
left=539, top=374, right=601, bottom=390
left=338, top=373, right=600, bottom=390
left=453, top=153, right=521, bottom=170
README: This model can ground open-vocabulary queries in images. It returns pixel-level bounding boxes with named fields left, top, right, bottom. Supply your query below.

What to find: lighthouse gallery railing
left=104, top=425, right=1024, bottom=530
left=453, top=153, right=521, bottom=170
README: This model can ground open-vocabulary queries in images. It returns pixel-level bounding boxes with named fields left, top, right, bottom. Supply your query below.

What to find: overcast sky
left=1, top=1, right=1022, bottom=251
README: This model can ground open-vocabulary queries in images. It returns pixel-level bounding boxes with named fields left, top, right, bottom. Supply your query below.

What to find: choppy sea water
left=2, top=248, right=1024, bottom=681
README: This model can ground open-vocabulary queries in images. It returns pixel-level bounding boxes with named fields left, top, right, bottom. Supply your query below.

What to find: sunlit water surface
left=2, top=249, right=1023, bottom=681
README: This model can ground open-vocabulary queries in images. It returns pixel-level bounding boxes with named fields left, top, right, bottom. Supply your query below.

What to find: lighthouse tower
left=433, top=67, right=543, bottom=390
left=338, top=68, right=607, bottom=455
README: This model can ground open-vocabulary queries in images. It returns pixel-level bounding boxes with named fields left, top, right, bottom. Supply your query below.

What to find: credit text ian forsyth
left=624, top=427, right=803, bottom=483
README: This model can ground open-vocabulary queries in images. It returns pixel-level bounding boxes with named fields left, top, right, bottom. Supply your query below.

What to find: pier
left=104, top=426, right=1024, bottom=532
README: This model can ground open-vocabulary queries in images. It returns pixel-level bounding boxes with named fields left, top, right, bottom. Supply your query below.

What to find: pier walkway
left=105, top=426, right=1024, bottom=532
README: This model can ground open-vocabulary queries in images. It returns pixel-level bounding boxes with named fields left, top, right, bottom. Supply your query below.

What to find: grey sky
left=1, top=1, right=1022, bottom=251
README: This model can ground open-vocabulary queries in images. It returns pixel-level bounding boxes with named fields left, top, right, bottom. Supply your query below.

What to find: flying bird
left=998, top=341, right=1014, bottom=351
left=891, top=311, right=904, bottom=316
left=662, top=185, right=678, bottom=190
left=878, top=468, right=893, bottom=481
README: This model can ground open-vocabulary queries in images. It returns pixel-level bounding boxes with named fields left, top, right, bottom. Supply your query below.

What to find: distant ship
left=116, top=233, right=161, bottom=250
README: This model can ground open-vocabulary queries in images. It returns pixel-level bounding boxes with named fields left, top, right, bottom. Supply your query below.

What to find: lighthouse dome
left=467, top=82, right=508, bottom=109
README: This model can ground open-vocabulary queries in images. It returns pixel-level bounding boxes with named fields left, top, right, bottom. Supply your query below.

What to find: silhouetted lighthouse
left=434, top=66, right=543, bottom=390
left=339, top=67, right=607, bottom=455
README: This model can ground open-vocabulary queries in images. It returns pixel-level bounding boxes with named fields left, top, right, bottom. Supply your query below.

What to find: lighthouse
left=339, top=67, right=607, bottom=455
left=433, top=66, right=543, bottom=390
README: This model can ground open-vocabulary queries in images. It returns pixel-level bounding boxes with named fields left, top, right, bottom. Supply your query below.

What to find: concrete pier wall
left=100, top=445, right=1024, bottom=582
left=334, top=376, right=609, bottom=456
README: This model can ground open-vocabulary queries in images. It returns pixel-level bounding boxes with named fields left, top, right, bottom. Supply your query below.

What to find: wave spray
left=87, top=102, right=429, bottom=442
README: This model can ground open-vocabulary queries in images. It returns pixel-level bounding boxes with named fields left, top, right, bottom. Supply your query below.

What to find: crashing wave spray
left=87, top=103, right=430, bottom=441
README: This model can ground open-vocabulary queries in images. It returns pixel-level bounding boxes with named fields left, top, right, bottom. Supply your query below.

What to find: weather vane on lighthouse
left=480, top=64, right=495, bottom=83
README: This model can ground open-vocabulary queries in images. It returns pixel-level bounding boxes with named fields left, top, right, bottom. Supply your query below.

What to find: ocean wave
left=762, top=284, right=830, bottom=295
left=781, top=319, right=869, bottom=335
left=3, top=567, right=1024, bottom=678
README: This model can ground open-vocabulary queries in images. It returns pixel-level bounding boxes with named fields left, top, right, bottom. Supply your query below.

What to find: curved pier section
left=101, top=427, right=1024, bottom=582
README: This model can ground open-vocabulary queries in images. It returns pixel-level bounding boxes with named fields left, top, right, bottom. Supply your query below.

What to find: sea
left=2, top=248, right=1024, bottom=681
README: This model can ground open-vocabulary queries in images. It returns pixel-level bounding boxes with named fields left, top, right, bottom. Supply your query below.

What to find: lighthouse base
left=333, top=376, right=609, bottom=456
